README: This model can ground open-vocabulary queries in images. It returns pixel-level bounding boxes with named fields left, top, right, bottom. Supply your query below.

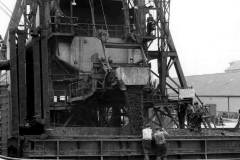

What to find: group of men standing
left=142, top=125, right=169, bottom=160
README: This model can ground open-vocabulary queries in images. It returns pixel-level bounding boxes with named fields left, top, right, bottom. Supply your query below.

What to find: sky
left=170, top=0, right=240, bottom=76
left=1, top=0, right=240, bottom=76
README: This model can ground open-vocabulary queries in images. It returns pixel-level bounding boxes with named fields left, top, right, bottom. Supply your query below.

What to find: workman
left=186, top=104, right=195, bottom=131
left=50, top=0, right=65, bottom=32
left=147, top=14, right=156, bottom=36
left=50, top=0, right=64, bottom=17
left=193, top=102, right=199, bottom=109
left=219, top=115, right=224, bottom=126
left=188, top=102, right=203, bottom=132
left=142, top=123, right=153, bottom=160
left=194, top=107, right=203, bottom=132
left=153, top=127, right=169, bottom=160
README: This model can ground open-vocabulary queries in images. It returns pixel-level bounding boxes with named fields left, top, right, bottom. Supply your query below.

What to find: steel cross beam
left=4, top=0, right=24, bottom=42
left=127, top=0, right=188, bottom=96
left=4, top=0, right=40, bottom=43
left=132, top=0, right=188, bottom=96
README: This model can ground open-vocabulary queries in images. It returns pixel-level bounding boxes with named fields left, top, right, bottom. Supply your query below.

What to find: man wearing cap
left=147, top=13, right=156, bottom=36
left=153, top=127, right=169, bottom=160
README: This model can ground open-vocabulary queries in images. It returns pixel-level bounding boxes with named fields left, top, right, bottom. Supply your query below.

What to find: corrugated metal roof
left=184, top=72, right=240, bottom=96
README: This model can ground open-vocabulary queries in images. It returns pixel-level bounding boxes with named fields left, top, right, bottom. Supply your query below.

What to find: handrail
left=68, top=78, right=96, bottom=102
left=49, top=74, right=79, bottom=81
left=49, top=16, right=126, bottom=37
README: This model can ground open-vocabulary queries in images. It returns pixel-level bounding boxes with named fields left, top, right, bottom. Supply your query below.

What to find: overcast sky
left=0, top=0, right=240, bottom=76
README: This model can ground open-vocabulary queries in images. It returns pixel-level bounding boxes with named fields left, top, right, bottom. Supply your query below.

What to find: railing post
left=69, top=84, right=72, bottom=98
left=227, top=96, right=230, bottom=118
left=204, top=139, right=208, bottom=159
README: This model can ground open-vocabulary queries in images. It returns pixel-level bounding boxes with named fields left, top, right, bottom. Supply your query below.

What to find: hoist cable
left=99, top=0, right=108, bottom=32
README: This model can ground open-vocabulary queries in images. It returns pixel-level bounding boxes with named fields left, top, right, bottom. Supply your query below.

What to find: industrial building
left=185, top=61, right=240, bottom=117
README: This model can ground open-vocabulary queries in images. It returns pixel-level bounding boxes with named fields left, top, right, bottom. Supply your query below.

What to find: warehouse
left=185, top=61, right=240, bottom=118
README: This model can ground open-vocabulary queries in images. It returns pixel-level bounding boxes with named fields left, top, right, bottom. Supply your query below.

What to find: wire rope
left=99, top=0, right=108, bottom=32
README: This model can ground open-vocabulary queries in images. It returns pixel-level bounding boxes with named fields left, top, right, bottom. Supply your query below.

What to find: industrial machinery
left=0, top=0, right=240, bottom=159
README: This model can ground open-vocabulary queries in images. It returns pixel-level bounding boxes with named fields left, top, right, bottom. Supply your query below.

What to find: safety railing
left=68, top=79, right=95, bottom=102
left=49, top=74, right=80, bottom=103
left=69, top=80, right=90, bottom=98
left=50, top=16, right=125, bottom=38
left=69, top=81, right=81, bottom=98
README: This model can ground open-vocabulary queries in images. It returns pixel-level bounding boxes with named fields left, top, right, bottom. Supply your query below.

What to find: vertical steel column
left=40, top=0, right=50, bottom=125
left=9, top=29, right=19, bottom=137
left=227, top=96, right=230, bottom=118
left=156, top=0, right=170, bottom=98
left=70, top=1, right=74, bottom=33
left=153, top=0, right=187, bottom=90
left=17, top=30, right=27, bottom=126
left=122, top=0, right=130, bottom=37
left=155, top=0, right=188, bottom=93
left=89, top=0, right=96, bottom=35
left=158, top=51, right=167, bottom=98
left=33, top=37, right=42, bottom=118
left=134, top=0, right=146, bottom=35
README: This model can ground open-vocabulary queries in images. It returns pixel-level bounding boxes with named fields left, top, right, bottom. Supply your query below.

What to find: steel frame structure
left=5, top=0, right=188, bottom=93
left=0, top=0, right=237, bottom=159
left=0, top=0, right=215, bottom=158
left=124, top=0, right=188, bottom=98
left=123, top=0, right=191, bottom=129
left=2, top=0, right=194, bottom=131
